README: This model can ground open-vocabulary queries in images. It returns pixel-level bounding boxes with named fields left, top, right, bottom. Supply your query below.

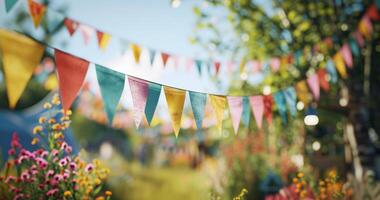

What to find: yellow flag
left=333, top=52, right=347, bottom=78
left=209, top=95, right=226, bottom=135
left=131, top=44, right=141, bottom=63
left=164, top=86, right=186, bottom=137
left=0, top=29, right=45, bottom=108
left=99, top=33, right=111, bottom=50
left=295, top=81, right=310, bottom=106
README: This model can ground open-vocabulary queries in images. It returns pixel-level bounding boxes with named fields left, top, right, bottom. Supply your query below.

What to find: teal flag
left=283, top=87, right=297, bottom=117
left=326, top=59, right=338, bottom=83
left=241, top=96, right=250, bottom=127
left=348, top=38, right=360, bottom=57
left=189, top=91, right=207, bottom=129
left=195, top=60, right=202, bottom=76
left=5, top=0, right=18, bottom=12
left=376, top=0, right=380, bottom=10
left=273, top=91, right=287, bottom=125
left=149, top=49, right=156, bottom=66
left=45, top=9, right=64, bottom=33
left=145, top=82, right=161, bottom=125
left=95, top=65, right=125, bottom=124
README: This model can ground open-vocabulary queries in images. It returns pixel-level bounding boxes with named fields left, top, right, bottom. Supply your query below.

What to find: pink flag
left=251, top=60, right=261, bottom=73
left=353, top=31, right=364, bottom=47
left=185, top=58, right=193, bottom=71
left=227, top=96, right=243, bottom=134
left=128, top=76, right=149, bottom=128
left=340, top=43, right=353, bottom=68
left=270, top=57, right=280, bottom=72
left=307, top=73, right=320, bottom=100
left=79, top=24, right=94, bottom=45
left=249, top=96, right=264, bottom=129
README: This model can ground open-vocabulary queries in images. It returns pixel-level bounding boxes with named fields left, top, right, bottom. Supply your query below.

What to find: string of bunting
left=0, top=2, right=379, bottom=137
left=5, top=0, right=380, bottom=78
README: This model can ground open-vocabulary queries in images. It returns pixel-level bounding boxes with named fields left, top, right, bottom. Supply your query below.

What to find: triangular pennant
left=149, top=49, right=156, bottom=66
left=273, top=92, right=287, bottom=125
left=353, top=31, right=365, bottom=47
left=295, top=81, right=311, bottom=106
left=79, top=25, right=94, bottom=45
left=283, top=87, right=297, bottom=117
left=209, top=95, right=227, bottom=135
left=0, top=29, right=45, bottom=108
left=145, top=82, right=161, bottom=125
left=96, top=31, right=111, bottom=50
left=307, top=73, right=320, bottom=100
left=28, top=0, right=46, bottom=28
left=55, top=50, right=89, bottom=110
left=131, top=44, right=142, bottom=64
left=366, top=4, right=380, bottom=21
left=214, top=62, right=221, bottom=75
left=333, top=52, right=347, bottom=78
left=227, top=96, right=243, bottom=134
left=5, top=0, right=18, bottom=12
left=206, top=61, right=212, bottom=75
left=45, top=9, right=64, bottom=33
left=348, top=38, right=360, bottom=57
left=189, top=91, right=207, bottom=130
left=241, top=96, right=251, bottom=127
left=64, top=18, right=79, bottom=36
left=95, top=65, right=125, bottom=124
left=195, top=60, right=202, bottom=76
left=317, top=68, right=329, bottom=92
left=249, top=95, right=264, bottom=129
left=128, top=76, right=149, bottom=128
left=263, top=95, right=273, bottom=124
left=340, top=43, right=353, bottom=68
left=326, top=59, right=338, bottom=83
left=376, top=0, right=380, bottom=10
left=161, top=52, right=170, bottom=67
left=164, top=87, right=186, bottom=137
left=270, top=57, right=280, bottom=72
left=358, top=16, right=373, bottom=39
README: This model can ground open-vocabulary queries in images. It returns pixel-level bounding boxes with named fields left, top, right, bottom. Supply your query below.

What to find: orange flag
left=96, top=31, right=111, bottom=50
left=0, top=29, right=45, bottom=108
left=161, top=52, right=170, bottom=67
left=333, top=52, right=347, bottom=78
left=55, top=50, right=89, bottom=110
left=28, top=0, right=46, bottom=28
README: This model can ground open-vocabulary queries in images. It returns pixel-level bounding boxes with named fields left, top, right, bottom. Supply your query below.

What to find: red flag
left=317, top=68, right=329, bottom=92
left=263, top=95, right=273, bottom=125
left=366, top=4, right=380, bottom=21
left=96, top=31, right=104, bottom=45
left=28, top=0, right=46, bottom=28
left=161, top=52, right=170, bottom=67
left=64, top=18, right=79, bottom=36
left=214, top=62, right=221, bottom=74
left=55, top=50, right=89, bottom=110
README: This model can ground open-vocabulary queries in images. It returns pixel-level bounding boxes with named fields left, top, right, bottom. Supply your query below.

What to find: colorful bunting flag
left=164, top=87, right=186, bottom=137
left=28, top=0, right=46, bottom=28
left=45, top=9, right=64, bottom=33
left=209, top=95, right=227, bottom=135
left=273, top=92, right=287, bottom=125
left=249, top=95, right=264, bottom=129
left=333, top=52, right=347, bottom=78
left=161, top=52, right=170, bottom=67
left=0, top=29, right=45, bottom=108
left=241, top=96, right=251, bottom=127
left=283, top=87, right=297, bottom=117
left=55, top=50, right=89, bottom=110
left=214, top=62, right=221, bottom=75
left=295, top=81, right=311, bottom=106
left=263, top=95, right=273, bottom=125
left=326, top=59, right=338, bottom=83
left=227, top=96, right=243, bottom=134
left=96, top=31, right=111, bottom=50
left=5, top=0, right=18, bottom=13
left=128, top=76, right=149, bottom=128
left=353, top=31, right=365, bottom=47
left=195, top=60, right=202, bottom=76
left=340, top=43, right=353, bottom=68
left=79, top=25, right=95, bottom=45
left=145, top=82, right=161, bottom=125
left=131, top=44, right=142, bottom=64
left=317, top=68, right=329, bottom=92
left=64, top=18, right=79, bottom=36
left=307, top=73, right=320, bottom=100
left=348, top=38, right=360, bottom=57
left=376, top=0, right=380, bottom=10
left=358, top=16, right=373, bottom=39
left=189, top=91, right=207, bottom=130
left=149, top=49, right=156, bottom=66
left=366, top=4, right=380, bottom=20
left=95, top=65, right=125, bottom=124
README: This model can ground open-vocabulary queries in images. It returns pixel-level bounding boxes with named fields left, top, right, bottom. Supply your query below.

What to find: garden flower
left=40, top=150, right=48, bottom=157
left=46, top=188, right=58, bottom=196
left=46, top=170, right=54, bottom=177
left=65, top=146, right=73, bottom=154
left=8, top=148, right=15, bottom=155
left=20, top=171, right=30, bottom=181
left=59, top=158, right=68, bottom=167
left=54, top=174, right=64, bottom=182
left=69, top=162, right=77, bottom=170
left=11, top=133, right=21, bottom=148
left=33, top=125, right=43, bottom=134
left=31, top=138, right=39, bottom=145
left=52, top=149, right=59, bottom=156
left=48, top=118, right=56, bottom=124
left=85, top=164, right=94, bottom=172
left=43, top=102, right=52, bottom=109
left=64, top=190, right=72, bottom=197
left=35, top=157, right=48, bottom=169
left=5, top=176, right=16, bottom=183
left=38, top=116, right=46, bottom=123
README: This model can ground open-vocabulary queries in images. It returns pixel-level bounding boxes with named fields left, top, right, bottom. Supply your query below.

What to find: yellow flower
left=52, top=96, right=61, bottom=105
left=48, top=118, right=56, bottom=124
left=52, top=123, right=61, bottom=130
left=95, top=178, right=101, bottom=185
left=31, top=138, right=39, bottom=145
left=38, top=117, right=46, bottom=124
left=297, top=172, right=304, bottom=178
left=43, top=102, right=52, bottom=109
left=54, top=133, right=64, bottom=139
left=33, top=126, right=43, bottom=134
left=95, top=197, right=105, bottom=200
left=105, top=191, right=112, bottom=196
left=64, top=190, right=72, bottom=197
left=94, top=159, right=101, bottom=166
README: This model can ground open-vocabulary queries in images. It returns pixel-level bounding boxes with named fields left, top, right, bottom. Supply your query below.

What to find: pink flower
left=69, top=162, right=77, bottom=170
left=8, top=148, right=16, bottom=156
left=63, top=172, right=70, bottom=180
left=17, top=155, right=27, bottom=164
left=5, top=176, right=16, bottom=183
left=85, top=164, right=94, bottom=172
left=40, top=151, right=48, bottom=157
left=65, top=146, right=73, bottom=154
left=53, top=174, right=63, bottom=182
left=35, top=157, right=48, bottom=169
left=46, top=188, right=58, bottom=196
left=60, top=142, right=68, bottom=150
left=51, top=149, right=59, bottom=157
left=20, top=171, right=30, bottom=181
left=11, top=133, right=21, bottom=149
left=46, top=170, right=54, bottom=177
left=59, top=158, right=68, bottom=167
left=13, top=193, right=25, bottom=200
